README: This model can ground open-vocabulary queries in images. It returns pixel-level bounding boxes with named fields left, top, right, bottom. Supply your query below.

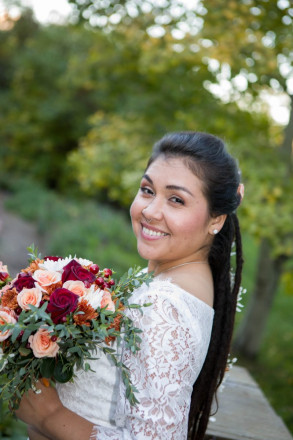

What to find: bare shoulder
left=167, top=267, right=214, bottom=308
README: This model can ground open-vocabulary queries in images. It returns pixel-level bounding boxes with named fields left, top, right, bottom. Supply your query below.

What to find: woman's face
left=130, top=156, right=215, bottom=272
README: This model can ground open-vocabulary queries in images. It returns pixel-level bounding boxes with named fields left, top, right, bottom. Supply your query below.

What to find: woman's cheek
left=130, top=197, right=141, bottom=230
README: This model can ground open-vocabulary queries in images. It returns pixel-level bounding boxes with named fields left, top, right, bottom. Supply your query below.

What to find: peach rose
left=100, top=291, right=115, bottom=312
left=28, top=328, right=59, bottom=358
left=33, top=270, right=62, bottom=288
left=0, top=307, right=17, bottom=341
left=17, top=287, right=42, bottom=310
left=63, top=280, right=87, bottom=297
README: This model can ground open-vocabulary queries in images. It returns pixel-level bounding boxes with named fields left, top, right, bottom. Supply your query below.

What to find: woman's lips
left=141, top=223, right=169, bottom=239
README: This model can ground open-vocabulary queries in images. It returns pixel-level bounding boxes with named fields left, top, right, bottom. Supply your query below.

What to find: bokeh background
left=0, top=0, right=292, bottom=438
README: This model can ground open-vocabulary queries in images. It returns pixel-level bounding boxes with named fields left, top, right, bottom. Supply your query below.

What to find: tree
left=198, top=0, right=293, bottom=357
left=0, top=11, right=109, bottom=190
left=68, top=18, right=271, bottom=206
left=68, top=0, right=293, bottom=357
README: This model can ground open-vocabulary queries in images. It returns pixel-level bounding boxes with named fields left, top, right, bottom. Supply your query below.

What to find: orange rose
left=63, top=280, right=87, bottom=297
left=33, top=270, right=61, bottom=288
left=17, top=287, right=42, bottom=311
left=28, top=328, right=59, bottom=358
left=100, top=291, right=115, bottom=312
left=0, top=307, right=17, bottom=341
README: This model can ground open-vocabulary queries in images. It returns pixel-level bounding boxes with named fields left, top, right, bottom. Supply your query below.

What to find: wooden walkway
left=205, top=366, right=293, bottom=440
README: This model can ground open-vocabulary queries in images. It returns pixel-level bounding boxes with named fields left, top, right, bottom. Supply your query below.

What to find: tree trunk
left=233, top=95, right=293, bottom=359
left=233, top=239, right=286, bottom=358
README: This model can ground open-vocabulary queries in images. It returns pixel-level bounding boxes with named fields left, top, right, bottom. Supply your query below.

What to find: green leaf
left=22, top=328, right=33, bottom=342
left=11, top=325, right=22, bottom=343
left=53, top=358, right=73, bottom=383
left=18, top=346, right=31, bottom=356
left=27, top=244, right=42, bottom=262
left=40, top=358, right=56, bottom=378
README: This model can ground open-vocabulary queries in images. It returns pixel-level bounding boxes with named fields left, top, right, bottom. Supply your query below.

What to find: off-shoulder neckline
left=151, top=276, right=214, bottom=312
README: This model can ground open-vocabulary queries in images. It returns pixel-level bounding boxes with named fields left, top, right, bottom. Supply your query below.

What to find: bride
left=16, top=131, right=244, bottom=440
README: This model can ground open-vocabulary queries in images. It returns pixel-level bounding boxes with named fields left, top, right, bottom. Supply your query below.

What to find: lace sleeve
left=91, top=280, right=214, bottom=440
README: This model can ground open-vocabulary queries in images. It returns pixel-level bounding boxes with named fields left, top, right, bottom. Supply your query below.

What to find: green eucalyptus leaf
left=54, top=358, right=73, bottom=383
left=11, top=325, right=22, bottom=343
left=40, top=358, right=56, bottom=378
left=18, top=346, right=31, bottom=356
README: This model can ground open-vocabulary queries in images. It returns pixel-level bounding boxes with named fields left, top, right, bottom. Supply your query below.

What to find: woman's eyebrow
left=142, top=174, right=153, bottom=184
left=166, top=185, right=194, bottom=197
left=142, top=174, right=194, bottom=197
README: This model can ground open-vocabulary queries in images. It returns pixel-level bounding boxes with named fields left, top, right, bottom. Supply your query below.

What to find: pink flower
left=0, top=262, right=10, bottom=282
left=0, top=262, right=8, bottom=273
left=63, top=280, right=87, bottom=297
left=0, top=307, right=17, bottom=341
left=100, top=291, right=115, bottom=312
left=17, top=287, right=42, bottom=311
left=33, top=269, right=61, bottom=288
left=28, top=328, right=59, bottom=358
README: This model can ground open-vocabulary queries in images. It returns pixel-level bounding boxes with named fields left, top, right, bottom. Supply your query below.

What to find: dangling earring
left=213, top=229, right=219, bottom=235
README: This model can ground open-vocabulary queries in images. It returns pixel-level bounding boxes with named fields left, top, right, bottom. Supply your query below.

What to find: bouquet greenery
left=0, top=245, right=152, bottom=410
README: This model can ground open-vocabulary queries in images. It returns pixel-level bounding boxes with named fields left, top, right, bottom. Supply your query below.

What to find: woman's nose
left=142, top=198, right=163, bottom=221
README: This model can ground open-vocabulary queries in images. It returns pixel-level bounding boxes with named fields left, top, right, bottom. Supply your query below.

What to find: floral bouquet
left=0, top=245, right=152, bottom=411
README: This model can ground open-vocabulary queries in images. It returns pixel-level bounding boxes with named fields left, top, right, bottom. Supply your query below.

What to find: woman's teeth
left=142, top=226, right=167, bottom=237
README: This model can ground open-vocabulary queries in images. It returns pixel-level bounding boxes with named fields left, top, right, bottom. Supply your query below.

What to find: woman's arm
left=27, top=426, right=51, bottom=440
left=15, top=381, right=94, bottom=440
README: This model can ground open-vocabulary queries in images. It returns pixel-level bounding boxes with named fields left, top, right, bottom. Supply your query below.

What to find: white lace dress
left=57, top=278, right=214, bottom=440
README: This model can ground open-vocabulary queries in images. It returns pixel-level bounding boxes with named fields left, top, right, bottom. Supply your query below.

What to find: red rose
left=0, top=272, right=9, bottom=282
left=44, top=256, right=62, bottom=261
left=13, top=274, right=36, bottom=292
left=47, top=288, right=79, bottom=324
left=62, top=260, right=95, bottom=284
left=61, top=260, right=81, bottom=282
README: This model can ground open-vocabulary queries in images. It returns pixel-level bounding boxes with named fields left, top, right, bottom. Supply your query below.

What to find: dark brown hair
left=147, top=131, right=243, bottom=440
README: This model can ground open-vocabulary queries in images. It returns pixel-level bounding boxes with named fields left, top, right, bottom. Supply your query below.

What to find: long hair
left=147, top=131, right=244, bottom=440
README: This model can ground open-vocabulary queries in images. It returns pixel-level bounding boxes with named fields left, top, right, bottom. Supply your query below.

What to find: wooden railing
left=205, top=366, right=292, bottom=440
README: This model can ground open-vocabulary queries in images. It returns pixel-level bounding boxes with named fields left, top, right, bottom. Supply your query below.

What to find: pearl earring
left=213, top=229, right=219, bottom=235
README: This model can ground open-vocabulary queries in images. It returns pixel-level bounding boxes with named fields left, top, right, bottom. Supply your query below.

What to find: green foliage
left=68, top=0, right=204, bottom=32
left=3, top=177, right=142, bottom=275
left=2, top=3, right=292, bottom=262
left=68, top=112, right=153, bottom=205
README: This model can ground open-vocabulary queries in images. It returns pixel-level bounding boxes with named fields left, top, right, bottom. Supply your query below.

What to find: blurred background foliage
left=0, top=0, right=292, bottom=437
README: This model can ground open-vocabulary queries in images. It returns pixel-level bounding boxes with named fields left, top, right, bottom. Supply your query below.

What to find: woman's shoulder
left=132, top=277, right=214, bottom=318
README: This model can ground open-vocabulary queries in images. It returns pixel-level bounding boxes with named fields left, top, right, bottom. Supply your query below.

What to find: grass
left=0, top=178, right=292, bottom=436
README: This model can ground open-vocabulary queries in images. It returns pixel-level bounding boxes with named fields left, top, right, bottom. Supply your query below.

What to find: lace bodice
left=58, top=279, right=214, bottom=439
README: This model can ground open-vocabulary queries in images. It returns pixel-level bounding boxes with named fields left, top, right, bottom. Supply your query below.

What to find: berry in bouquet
left=0, top=245, right=152, bottom=411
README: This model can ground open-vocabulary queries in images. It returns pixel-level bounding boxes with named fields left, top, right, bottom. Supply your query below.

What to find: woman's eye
left=170, top=196, right=184, bottom=205
left=140, top=186, right=154, bottom=196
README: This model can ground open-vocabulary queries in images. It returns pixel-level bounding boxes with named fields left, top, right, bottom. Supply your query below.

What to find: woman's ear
left=208, top=214, right=227, bottom=236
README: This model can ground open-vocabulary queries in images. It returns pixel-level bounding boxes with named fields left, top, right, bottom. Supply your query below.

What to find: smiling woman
left=130, top=156, right=225, bottom=278
left=15, top=131, right=244, bottom=440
